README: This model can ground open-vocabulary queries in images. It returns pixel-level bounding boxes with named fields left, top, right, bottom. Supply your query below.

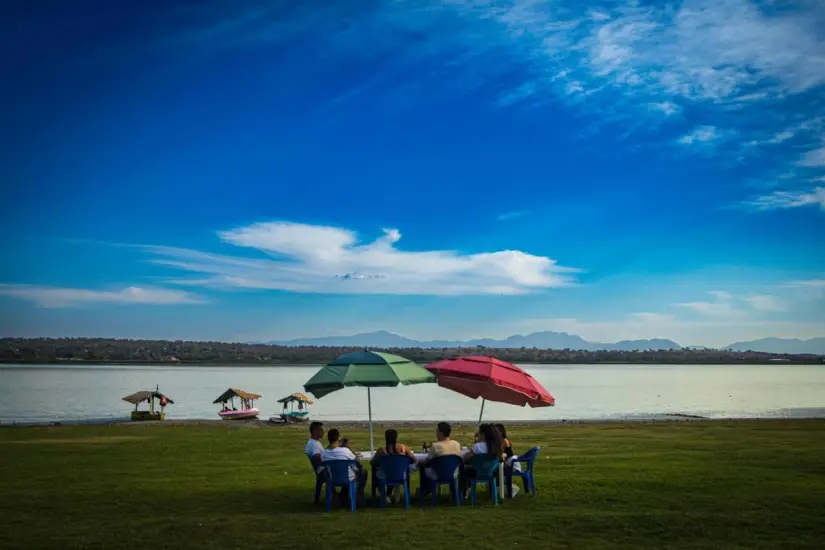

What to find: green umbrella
left=304, top=350, right=436, bottom=451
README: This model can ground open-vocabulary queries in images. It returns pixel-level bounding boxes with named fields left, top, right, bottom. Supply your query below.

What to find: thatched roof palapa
left=213, top=388, right=262, bottom=404
left=277, top=392, right=314, bottom=405
left=122, top=390, right=174, bottom=405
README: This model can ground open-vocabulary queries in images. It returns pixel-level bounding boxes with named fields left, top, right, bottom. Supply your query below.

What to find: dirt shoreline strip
left=5, top=415, right=823, bottom=429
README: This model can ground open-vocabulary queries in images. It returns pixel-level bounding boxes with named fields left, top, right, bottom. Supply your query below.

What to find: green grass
left=2, top=420, right=825, bottom=549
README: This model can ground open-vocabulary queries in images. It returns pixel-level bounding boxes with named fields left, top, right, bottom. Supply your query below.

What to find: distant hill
left=270, top=330, right=683, bottom=351
left=725, top=337, right=825, bottom=355
left=268, top=330, right=422, bottom=349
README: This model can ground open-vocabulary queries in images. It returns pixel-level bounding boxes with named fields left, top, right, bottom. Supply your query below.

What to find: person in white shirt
left=305, top=421, right=325, bottom=473
left=305, top=421, right=326, bottom=504
left=321, top=428, right=366, bottom=506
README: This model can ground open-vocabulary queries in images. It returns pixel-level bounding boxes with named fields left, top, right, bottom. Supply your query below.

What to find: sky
left=1, top=0, right=824, bottom=348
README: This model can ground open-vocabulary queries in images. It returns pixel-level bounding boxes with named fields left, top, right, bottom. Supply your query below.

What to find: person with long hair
left=370, top=429, right=416, bottom=503
left=461, top=423, right=504, bottom=498
left=495, top=423, right=521, bottom=498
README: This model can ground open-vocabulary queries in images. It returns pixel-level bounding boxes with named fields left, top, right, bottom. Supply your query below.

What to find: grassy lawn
left=2, top=420, right=825, bottom=549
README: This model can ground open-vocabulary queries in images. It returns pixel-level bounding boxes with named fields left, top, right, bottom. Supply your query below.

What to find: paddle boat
left=273, top=392, right=313, bottom=423
left=123, top=386, right=174, bottom=421
left=214, top=388, right=261, bottom=420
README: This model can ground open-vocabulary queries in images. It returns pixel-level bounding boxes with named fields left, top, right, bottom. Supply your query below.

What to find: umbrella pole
left=478, top=398, right=486, bottom=425
left=368, top=387, right=374, bottom=452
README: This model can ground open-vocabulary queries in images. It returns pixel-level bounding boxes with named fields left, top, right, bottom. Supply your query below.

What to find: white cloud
left=154, top=2, right=825, bottom=216
left=149, top=221, right=579, bottom=296
left=708, top=290, right=733, bottom=301
left=742, top=186, right=825, bottom=211
left=183, top=1, right=825, bottom=119
left=675, top=290, right=738, bottom=316
left=648, top=101, right=680, bottom=116
left=772, top=130, right=795, bottom=143
left=674, top=290, right=792, bottom=317
left=496, top=83, right=536, bottom=107
left=0, top=285, right=204, bottom=308
left=783, top=279, right=825, bottom=289
left=496, top=210, right=529, bottom=221
left=799, top=145, right=825, bottom=167
left=465, top=0, right=825, bottom=108
left=675, top=301, right=736, bottom=317
left=744, top=294, right=788, bottom=313
left=677, top=125, right=728, bottom=145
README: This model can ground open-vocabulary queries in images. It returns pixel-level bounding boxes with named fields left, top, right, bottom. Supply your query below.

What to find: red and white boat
left=214, top=388, right=262, bottom=420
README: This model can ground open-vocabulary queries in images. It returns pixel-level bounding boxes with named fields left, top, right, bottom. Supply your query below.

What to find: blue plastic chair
left=307, top=456, right=324, bottom=504
left=421, top=454, right=463, bottom=507
left=469, top=455, right=500, bottom=506
left=322, top=460, right=360, bottom=512
left=373, top=455, right=413, bottom=509
left=505, top=446, right=540, bottom=498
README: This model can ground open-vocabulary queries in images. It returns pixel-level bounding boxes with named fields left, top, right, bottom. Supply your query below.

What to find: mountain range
left=266, top=331, right=825, bottom=354
left=724, top=337, right=825, bottom=355
left=268, top=330, right=680, bottom=351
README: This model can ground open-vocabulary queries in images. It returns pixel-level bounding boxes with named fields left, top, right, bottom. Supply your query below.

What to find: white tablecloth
left=358, top=449, right=506, bottom=499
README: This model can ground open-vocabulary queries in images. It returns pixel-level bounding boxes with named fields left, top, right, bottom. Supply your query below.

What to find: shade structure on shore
left=425, top=356, right=555, bottom=424
left=303, top=350, right=436, bottom=451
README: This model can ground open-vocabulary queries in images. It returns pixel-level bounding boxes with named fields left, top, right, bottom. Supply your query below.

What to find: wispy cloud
left=147, top=2, right=825, bottom=211
left=677, top=125, right=726, bottom=146
left=674, top=290, right=788, bottom=317
left=675, top=298, right=738, bottom=317
left=799, top=145, right=825, bottom=168
left=146, top=221, right=580, bottom=296
left=496, top=210, right=529, bottom=221
left=648, top=101, right=680, bottom=116
left=0, top=285, right=204, bottom=308
left=783, top=279, right=825, bottom=289
left=741, top=187, right=825, bottom=211
left=173, top=1, right=825, bottom=115
left=743, top=294, right=788, bottom=313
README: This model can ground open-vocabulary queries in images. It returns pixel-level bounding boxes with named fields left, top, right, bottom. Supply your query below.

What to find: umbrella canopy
left=304, top=350, right=435, bottom=450
left=304, top=351, right=434, bottom=398
left=426, top=356, right=554, bottom=423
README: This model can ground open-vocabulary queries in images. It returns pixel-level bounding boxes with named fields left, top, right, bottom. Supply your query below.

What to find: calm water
left=1, top=364, right=824, bottom=424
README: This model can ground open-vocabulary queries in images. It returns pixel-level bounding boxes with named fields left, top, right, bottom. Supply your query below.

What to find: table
left=358, top=449, right=506, bottom=499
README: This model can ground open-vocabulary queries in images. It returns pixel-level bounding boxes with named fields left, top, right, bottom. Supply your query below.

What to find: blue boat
left=274, top=392, right=313, bottom=423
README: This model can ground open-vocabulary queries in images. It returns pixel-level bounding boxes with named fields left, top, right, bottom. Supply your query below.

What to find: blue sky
left=1, top=0, right=824, bottom=347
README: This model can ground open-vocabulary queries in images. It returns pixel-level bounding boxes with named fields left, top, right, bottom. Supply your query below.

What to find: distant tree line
left=1, top=337, right=823, bottom=365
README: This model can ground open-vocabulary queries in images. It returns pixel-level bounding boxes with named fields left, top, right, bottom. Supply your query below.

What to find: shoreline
left=4, top=415, right=825, bottom=429
left=3, top=361, right=824, bottom=368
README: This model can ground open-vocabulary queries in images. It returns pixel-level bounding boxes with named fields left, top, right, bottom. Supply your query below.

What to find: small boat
left=214, top=388, right=261, bottom=420
left=123, top=386, right=174, bottom=421
left=273, top=392, right=313, bottom=423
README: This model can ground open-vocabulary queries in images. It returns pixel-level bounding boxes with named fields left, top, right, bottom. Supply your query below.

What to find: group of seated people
left=304, top=420, right=521, bottom=507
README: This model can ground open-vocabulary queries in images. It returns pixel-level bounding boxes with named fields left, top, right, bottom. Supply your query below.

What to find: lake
left=1, top=363, right=824, bottom=424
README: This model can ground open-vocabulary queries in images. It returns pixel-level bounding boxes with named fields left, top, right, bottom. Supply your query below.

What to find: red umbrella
left=426, top=356, right=555, bottom=423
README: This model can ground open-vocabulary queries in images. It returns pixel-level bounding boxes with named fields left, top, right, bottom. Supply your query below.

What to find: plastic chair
left=322, top=460, right=360, bottom=512
left=469, top=455, right=500, bottom=506
left=421, top=454, right=463, bottom=507
left=307, top=456, right=324, bottom=504
left=505, top=446, right=540, bottom=498
left=373, top=455, right=413, bottom=509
